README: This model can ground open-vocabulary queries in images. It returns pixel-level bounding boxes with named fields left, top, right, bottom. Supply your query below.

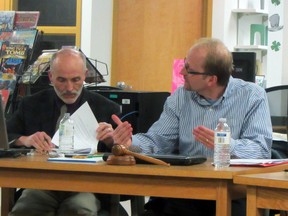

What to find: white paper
left=273, top=132, right=288, bottom=142
left=52, top=102, right=99, bottom=154
left=230, top=158, right=288, bottom=165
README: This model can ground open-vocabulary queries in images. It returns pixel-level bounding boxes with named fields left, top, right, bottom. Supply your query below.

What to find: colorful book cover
left=0, top=31, right=13, bottom=64
left=0, top=11, right=15, bottom=32
left=0, top=71, right=16, bottom=92
left=10, top=29, right=38, bottom=49
left=21, top=50, right=55, bottom=84
left=14, top=11, right=40, bottom=30
left=0, top=41, right=29, bottom=93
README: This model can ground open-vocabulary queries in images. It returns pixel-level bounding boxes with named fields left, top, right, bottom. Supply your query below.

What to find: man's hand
left=111, top=114, right=133, bottom=147
left=96, top=122, right=114, bottom=146
left=16, top=132, right=54, bottom=152
left=192, top=126, right=215, bottom=149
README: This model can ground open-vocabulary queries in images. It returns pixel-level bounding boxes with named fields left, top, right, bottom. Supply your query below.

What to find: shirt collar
left=192, top=76, right=233, bottom=107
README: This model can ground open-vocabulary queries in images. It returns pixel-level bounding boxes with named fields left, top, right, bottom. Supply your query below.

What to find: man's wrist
left=15, top=136, right=28, bottom=147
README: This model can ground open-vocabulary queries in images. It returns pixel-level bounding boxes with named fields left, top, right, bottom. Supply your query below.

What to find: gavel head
left=112, top=144, right=127, bottom=156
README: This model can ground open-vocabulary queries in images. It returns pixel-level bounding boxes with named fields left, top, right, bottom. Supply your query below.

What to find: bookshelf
left=0, top=10, right=41, bottom=113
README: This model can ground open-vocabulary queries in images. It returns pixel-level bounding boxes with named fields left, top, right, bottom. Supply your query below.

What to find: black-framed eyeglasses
left=184, top=58, right=213, bottom=76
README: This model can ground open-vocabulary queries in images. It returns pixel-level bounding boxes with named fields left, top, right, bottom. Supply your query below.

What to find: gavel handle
left=124, top=149, right=170, bottom=166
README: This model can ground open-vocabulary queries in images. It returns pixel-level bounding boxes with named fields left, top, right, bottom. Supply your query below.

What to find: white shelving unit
left=232, top=8, right=268, bottom=52
left=213, top=0, right=287, bottom=87
left=232, top=6, right=269, bottom=78
left=234, top=45, right=267, bottom=51
left=231, top=8, right=268, bottom=14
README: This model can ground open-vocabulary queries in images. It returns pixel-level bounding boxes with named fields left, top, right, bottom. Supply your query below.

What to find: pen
left=70, top=154, right=103, bottom=159
left=87, top=154, right=103, bottom=158
left=72, top=155, right=87, bottom=159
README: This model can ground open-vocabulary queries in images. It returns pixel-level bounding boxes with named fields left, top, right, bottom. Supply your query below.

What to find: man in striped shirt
left=112, top=38, right=272, bottom=216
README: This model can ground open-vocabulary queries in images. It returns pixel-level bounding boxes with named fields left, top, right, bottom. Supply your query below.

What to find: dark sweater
left=7, top=88, right=121, bottom=152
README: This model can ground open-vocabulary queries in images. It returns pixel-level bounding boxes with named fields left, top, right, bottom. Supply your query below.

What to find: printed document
left=52, top=102, right=99, bottom=154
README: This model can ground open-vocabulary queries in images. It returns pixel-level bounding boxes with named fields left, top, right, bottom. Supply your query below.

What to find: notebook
left=0, top=95, right=31, bottom=156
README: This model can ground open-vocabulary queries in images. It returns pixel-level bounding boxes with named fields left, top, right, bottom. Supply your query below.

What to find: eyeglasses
left=184, top=58, right=213, bottom=76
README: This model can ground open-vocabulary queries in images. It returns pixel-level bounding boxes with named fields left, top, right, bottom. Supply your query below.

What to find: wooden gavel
left=112, top=145, right=170, bottom=166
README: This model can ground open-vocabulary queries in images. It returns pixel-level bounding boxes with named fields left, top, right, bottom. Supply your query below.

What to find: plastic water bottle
left=214, top=118, right=231, bottom=168
left=59, top=113, right=74, bottom=154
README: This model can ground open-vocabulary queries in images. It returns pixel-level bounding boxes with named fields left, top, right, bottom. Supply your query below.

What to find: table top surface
left=0, top=154, right=288, bottom=180
left=234, top=171, right=288, bottom=189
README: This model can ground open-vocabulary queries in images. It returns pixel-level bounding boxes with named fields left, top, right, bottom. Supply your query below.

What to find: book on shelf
left=10, top=29, right=38, bottom=49
left=0, top=31, right=13, bottom=44
left=0, top=41, right=29, bottom=93
left=10, top=29, right=40, bottom=65
left=21, top=49, right=56, bottom=84
left=0, top=32, right=13, bottom=61
left=0, top=89, right=10, bottom=110
left=0, top=11, right=15, bottom=32
left=0, top=41, right=29, bottom=75
left=13, top=11, right=40, bottom=30
left=0, top=75, right=16, bottom=93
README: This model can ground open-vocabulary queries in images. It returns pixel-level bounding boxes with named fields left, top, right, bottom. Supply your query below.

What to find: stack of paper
left=230, top=158, right=288, bottom=167
left=52, top=102, right=99, bottom=154
left=48, top=156, right=103, bottom=163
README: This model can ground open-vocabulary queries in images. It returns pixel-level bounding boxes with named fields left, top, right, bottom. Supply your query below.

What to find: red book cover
left=0, top=89, right=10, bottom=110
left=14, top=11, right=40, bottom=30
left=0, top=31, right=13, bottom=42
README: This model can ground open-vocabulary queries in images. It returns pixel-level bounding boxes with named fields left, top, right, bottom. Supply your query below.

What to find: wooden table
left=1, top=155, right=288, bottom=216
left=234, top=171, right=288, bottom=216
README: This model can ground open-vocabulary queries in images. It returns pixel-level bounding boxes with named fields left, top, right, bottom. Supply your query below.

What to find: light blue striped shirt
left=132, top=77, right=272, bottom=159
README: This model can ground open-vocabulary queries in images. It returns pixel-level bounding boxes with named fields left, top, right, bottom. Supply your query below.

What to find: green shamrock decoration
left=271, top=0, right=281, bottom=6
left=271, top=41, right=281, bottom=51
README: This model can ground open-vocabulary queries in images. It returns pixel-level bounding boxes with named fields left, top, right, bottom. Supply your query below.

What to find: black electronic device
left=0, top=150, right=22, bottom=158
left=89, top=90, right=170, bottom=133
left=102, top=153, right=207, bottom=166
left=232, top=52, right=256, bottom=82
left=0, top=95, right=32, bottom=155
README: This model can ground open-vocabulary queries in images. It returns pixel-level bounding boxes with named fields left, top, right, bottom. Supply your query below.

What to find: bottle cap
left=219, top=118, right=227, bottom=122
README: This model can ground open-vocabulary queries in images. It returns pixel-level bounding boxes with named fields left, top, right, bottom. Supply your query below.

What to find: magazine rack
left=0, top=11, right=108, bottom=114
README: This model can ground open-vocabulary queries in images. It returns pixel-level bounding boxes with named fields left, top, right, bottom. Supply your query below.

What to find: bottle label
left=215, top=132, right=230, bottom=144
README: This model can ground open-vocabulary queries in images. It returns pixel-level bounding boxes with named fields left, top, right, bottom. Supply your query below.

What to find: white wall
left=265, top=0, right=284, bottom=87
left=211, top=0, right=238, bottom=51
left=81, top=0, right=113, bottom=86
